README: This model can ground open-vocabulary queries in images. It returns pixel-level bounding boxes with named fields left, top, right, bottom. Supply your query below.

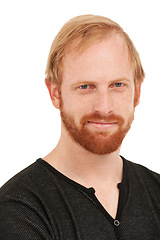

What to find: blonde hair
left=45, top=15, right=145, bottom=85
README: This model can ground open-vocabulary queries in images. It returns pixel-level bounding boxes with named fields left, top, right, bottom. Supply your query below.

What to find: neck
left=44, top=128, right=123, bottom=189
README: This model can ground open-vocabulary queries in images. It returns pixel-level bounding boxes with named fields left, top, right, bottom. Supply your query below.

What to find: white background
left=0, top=0, right=160, bottom=186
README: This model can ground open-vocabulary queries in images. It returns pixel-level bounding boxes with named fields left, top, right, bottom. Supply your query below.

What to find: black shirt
left=0, top=157, right=160, bottom=239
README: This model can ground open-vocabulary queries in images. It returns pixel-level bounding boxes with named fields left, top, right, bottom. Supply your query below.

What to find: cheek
left=116, top=91, right=135, bottom=116
left=61, top=89, right=89, bottom=114
left=134, top=84, right=141, bottom=107
left=60, top=92, right=87, bottom=126
left=127, top=85, right=136, bottom=108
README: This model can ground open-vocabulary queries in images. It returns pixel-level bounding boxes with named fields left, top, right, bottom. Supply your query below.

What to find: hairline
left=45, top=15, right=145, bottom=86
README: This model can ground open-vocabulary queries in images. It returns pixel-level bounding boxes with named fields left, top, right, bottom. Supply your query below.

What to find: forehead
left=62, top=34, right=133, bottom=84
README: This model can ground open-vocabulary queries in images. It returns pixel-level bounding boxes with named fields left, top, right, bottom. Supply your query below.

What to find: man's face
left=58, top=34, right=140, bottom=155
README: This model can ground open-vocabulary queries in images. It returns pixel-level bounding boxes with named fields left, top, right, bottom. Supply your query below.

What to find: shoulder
left=126, top=159, right=160, bottom=178
left=0, top=159, right=56, bottom=239
left=125, top=158, right=160, bottom=193
left=0, top=159, right=49, bottom=214
left=0, top=159, right=46, bottom=197
left=0, top=158, right=57, bottom=218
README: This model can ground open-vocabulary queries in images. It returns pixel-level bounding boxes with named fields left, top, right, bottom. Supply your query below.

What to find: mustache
left=80, top=112, right=124, bottom=125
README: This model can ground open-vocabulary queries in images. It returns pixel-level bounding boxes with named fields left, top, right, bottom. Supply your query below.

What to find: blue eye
left=115, top=83, right=123, bottom=87
left=80, top=85, right=89, bottom=89
left=78, top=84, right=95, bottom=92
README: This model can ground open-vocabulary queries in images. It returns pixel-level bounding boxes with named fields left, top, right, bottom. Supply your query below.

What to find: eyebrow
left=109, top=78, right=132, bottom=83
left=71, top=78, right=131, bottom=88
left=71, top=81, right=96, bottom=88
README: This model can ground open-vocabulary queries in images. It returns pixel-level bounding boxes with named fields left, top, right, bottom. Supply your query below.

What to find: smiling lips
left=87, top=120, right=118, bottom=130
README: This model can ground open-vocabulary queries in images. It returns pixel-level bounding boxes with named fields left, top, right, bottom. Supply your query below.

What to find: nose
left=93, top=88, right=114, bottom=115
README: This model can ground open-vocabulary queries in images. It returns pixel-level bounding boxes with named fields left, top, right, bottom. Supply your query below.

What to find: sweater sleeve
left=0, top=195, right=55, bottom=240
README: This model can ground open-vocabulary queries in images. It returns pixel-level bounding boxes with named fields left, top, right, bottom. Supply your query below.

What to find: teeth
left=88, top=121, right=115, bottom=124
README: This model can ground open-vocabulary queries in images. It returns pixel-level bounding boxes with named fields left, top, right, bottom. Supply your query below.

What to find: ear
left=134, top=82, right=142, bottom=107
left=45, top=77, right=60, bottom=109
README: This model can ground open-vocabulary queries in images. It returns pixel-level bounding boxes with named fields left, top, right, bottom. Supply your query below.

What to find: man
left=0, top=15, right=160, bottom=239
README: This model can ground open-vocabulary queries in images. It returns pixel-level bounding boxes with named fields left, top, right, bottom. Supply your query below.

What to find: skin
left=44, top=33, right=141, bottom=219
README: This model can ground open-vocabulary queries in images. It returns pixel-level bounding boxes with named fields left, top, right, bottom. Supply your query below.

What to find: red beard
left=60, top=104, right=134, bottom=155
